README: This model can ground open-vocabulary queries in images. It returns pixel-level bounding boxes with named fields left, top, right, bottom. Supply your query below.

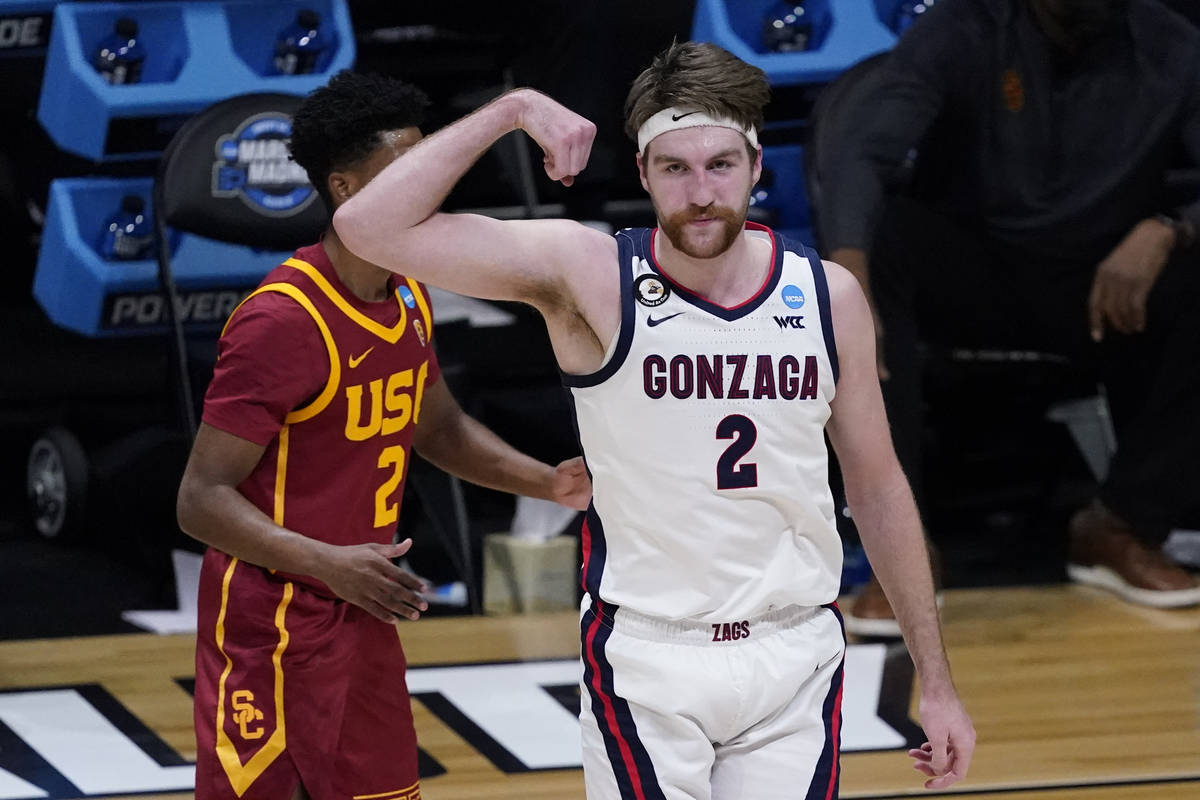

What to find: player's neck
left=653, top=228, right=771, bottom=307
left=321, top=231, right=394, bottom=303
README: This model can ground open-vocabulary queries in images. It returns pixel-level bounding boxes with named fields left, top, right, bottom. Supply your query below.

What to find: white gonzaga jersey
left=565, top=223, right=842, bottom=622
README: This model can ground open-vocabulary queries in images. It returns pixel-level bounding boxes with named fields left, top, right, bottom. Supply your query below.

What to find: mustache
left=666, top=204, right=741, bottom=225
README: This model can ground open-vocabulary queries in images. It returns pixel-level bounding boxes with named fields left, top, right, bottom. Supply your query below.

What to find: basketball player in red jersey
left=176, top=71, right=591, bottom=800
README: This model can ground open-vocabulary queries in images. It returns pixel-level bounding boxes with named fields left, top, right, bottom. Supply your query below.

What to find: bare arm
left=333, top=89, right=616, bottom=320
left=823, top=262, right=975, bottom=789
left=176, top=423, right=428, bottom=621
left=413, top=379, right=590, bottom=510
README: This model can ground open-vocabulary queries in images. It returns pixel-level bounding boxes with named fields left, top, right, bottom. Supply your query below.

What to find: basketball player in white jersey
left=333, top=41, right=974, bottom=800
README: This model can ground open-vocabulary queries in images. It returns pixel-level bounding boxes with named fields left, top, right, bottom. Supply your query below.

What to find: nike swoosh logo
left=348, top=347, right=374, bottom=368
left=671, top=111, right=699, bottom=122
left=647, top=312, right=685, bottom=327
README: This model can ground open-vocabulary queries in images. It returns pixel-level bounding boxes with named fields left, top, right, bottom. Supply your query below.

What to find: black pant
left=871, top=198, right=1200, bottom=544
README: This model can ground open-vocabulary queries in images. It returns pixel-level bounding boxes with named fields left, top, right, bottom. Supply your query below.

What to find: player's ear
left=636, top=149, right=650, bottom=194
left=327, top=171, right=355, bottom=208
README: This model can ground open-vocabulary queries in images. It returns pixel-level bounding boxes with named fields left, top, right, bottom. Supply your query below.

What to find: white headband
left=636, top=106, right=759, bottom=153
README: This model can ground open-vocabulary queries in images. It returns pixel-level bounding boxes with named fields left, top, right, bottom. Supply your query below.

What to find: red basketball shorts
left=194, top=549, right=421, bottom=800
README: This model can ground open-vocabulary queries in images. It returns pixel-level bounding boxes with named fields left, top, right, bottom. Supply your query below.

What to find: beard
left=656, top=198, right=748, bottom=259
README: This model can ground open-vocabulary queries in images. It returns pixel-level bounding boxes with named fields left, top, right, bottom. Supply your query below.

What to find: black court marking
left=876, top=643, right=927, bottom=751
left=0, top=683, right=187, bottom=799
left=0, top=712, right=79, bottom=799
left=412, top=691, right=574, bottom=775
left=543, top=682, right=582, bottom=718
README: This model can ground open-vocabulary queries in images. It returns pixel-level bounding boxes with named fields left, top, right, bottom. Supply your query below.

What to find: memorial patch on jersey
left=634, top=274, right=670, bottom=307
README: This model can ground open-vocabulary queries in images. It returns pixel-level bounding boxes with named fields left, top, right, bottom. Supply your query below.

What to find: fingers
left=1110, top=279, right=1137, bottom=334
left=378, top=538, right=413, bottom=559
left=1088, top=275, right=1106, bottom=342
left=362, top=600, right=399, bottom=624
left=556, top=456, right=586, bottom=475
left=929, top=736, right=950, bottom=778
left=364, top=540, right=429, bottom=620
left=380, top=581, right=428, bottom=620
left=1091, top=266, right=1152, bottom=338
left=924, top=770, right=962, bottom=790
left=1128, top=285, right=1149, bottom=333
left=908, top=741, right=964, bottom=789
left=542, top=119, right=596, bottom=186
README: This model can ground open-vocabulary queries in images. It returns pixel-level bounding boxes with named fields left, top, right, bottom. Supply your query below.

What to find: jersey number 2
left=716, top=414, right=758, bottom=489
left=375, top=445, right=406, bottom=527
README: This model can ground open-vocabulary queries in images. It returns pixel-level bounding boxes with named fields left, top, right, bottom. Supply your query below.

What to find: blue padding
left=35, top=177, right=291, bottom=337
left=0, top=0, right=56, bottom=11
left=756, top=144, right=809, bottom=229
left=691, top=0, right=896, bottom=86
left=36, top=0, right=354, bottom=161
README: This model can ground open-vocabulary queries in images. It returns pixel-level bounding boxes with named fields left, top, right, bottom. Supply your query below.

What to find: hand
left=550, top=456, right=591, bottom=511
left=315, top=539, right=429, bottom=623
left=512, top=89, right=596, bottom=186
left=1087, top=218, right=1175, bottom=341
left=909, top=692, right=975, bottom=790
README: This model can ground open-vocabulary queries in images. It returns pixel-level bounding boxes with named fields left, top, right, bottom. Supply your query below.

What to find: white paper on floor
left=121, top=548, right=201, bottom=635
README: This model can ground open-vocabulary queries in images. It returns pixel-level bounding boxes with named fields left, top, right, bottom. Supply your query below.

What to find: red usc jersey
left=202, top=242, right=440, bottom=596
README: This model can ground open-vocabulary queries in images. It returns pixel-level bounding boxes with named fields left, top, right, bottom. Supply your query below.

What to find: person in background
left=818, top=0, right=1200, bottom=635
left=176, top=71, right=590, bottom=800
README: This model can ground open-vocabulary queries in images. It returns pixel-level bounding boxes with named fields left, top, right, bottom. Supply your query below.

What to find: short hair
left=289, top=70, right=430, bottom=212
left=624, top=41, right=771, bottom=154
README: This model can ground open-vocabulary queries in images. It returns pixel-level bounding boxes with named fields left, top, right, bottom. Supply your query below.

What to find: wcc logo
left=775, top=283, right=806, bottom=330
left=213, top=113, right=316, bottom=216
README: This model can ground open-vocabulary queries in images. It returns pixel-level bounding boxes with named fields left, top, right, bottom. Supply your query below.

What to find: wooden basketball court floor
left=1, top=584, right=1197, bottom=800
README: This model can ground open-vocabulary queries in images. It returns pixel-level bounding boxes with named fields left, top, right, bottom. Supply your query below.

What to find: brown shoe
left=844, top=574, right=903, bottom=638
left=1067, top=500, right=1200, bottom=608
left=843, top=544, right=943, bottom=639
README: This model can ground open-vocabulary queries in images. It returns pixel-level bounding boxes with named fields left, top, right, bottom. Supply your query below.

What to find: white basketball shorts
left=579, top=596, right=847, bottom=800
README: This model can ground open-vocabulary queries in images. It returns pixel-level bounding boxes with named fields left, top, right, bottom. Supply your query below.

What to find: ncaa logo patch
left=781, top=284, right=805, bottom=309
left=399, top=286, right=417, bottom=308
left=634, top=274, right=670, bottom=307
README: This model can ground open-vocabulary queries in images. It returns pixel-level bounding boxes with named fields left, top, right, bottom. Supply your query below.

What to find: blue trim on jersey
left=638, top=223, right=785, bottom=322
left=582, top=603, right=667, bottom=800
left=806, top=249, right=840, bottom=384
left=560, top=230, right=638, bottom=389
left=582, top=504, right=609, bottom=599
left=562, top=392, right=608, bottom=597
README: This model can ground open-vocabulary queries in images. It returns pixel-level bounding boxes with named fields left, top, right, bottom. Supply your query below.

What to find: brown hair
left=624, top=41, right=771, bottom=152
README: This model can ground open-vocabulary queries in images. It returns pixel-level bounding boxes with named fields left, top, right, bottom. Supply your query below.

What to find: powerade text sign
left=0, top=14, right=50, bottom=52
left=102, top=288, right=250, bottom=330
left=213, top=113, right=315, bottom=216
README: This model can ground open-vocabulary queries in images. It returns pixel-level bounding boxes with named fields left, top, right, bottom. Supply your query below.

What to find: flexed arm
left=333, top=89, right=608, bottom=309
